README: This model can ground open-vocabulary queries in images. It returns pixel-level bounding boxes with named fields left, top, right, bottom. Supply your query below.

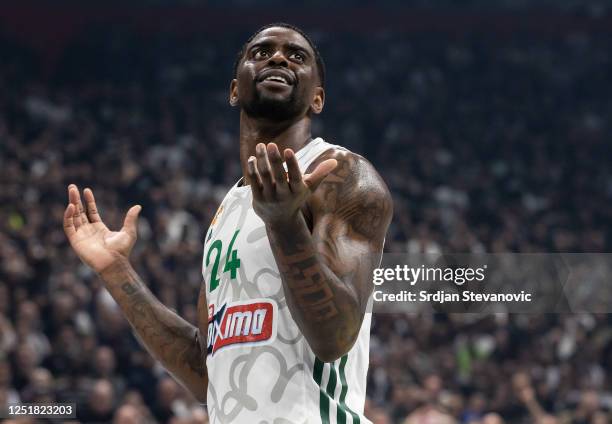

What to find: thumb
left=121, top=205, right=142, bottom=238
left=304, top=159, right=338, bottom=193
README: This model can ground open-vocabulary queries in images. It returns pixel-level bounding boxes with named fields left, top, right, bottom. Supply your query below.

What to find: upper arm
left=307, top=149, right=393, bottom=309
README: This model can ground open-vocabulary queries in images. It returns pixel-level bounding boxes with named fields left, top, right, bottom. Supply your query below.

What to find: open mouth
left=261, top=75, right=290, bottom=85
left=257, top=69, right=295, bottom=87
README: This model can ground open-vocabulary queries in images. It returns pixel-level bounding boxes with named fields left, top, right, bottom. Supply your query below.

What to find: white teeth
left=264, top=76, right=288, bottom=84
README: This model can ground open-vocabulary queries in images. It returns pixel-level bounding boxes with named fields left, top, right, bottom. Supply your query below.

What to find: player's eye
left=290, top=52, right=305, bottom=62
left=254, top=49, right=270, bottom=60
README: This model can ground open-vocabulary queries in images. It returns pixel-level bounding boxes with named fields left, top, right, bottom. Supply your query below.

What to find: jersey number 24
left=206, top=230, right=241, bottom=292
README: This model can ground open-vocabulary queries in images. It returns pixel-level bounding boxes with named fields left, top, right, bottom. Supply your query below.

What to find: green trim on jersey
left=314, top=359, right=329, bottom=424
left=338, top=355, right=360, bottom=424
left=313, top=356, right=362, bottom=424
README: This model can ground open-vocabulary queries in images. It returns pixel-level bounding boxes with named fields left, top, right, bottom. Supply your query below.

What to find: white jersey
left=202, top=138, right=372, bottom=424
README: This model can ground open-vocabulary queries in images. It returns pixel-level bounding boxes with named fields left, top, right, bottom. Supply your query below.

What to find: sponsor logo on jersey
left=205, top=205, right=224, bottom=243
left=207, top=299, right=277, bottom=356
left=211, top=205, right=224, bottom=226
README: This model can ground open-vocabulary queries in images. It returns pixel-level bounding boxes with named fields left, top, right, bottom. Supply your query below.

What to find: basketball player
left=63, top=23, right=392, bottom=423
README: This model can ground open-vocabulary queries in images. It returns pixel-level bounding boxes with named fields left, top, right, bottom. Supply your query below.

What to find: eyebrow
left=248, top=40, right=312, bottom=58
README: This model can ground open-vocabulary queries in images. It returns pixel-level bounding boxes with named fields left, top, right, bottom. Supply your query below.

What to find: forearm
left=266, top=213, right=362, bottom=362
left=99, top=259, right=208, bottom=402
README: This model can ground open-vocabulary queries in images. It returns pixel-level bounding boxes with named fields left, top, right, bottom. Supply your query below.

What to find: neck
left=239, top=111, right=313, bottom=185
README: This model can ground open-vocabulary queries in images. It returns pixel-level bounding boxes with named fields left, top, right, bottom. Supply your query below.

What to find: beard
left=241, top=83, right=304, bottom=121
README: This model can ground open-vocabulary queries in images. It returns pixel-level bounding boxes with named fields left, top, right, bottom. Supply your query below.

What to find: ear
left=229, top=79, right=239, bottom=107
left=310, top=86, right=325, bottom=115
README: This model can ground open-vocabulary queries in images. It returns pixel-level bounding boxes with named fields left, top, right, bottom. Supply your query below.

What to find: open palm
left=63, top=185, right=141, bottom=273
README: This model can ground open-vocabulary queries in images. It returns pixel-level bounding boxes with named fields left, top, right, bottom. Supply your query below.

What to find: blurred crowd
left=0, top=21, right=611, bottom=424
left=39, top=0, right=612, bottom=15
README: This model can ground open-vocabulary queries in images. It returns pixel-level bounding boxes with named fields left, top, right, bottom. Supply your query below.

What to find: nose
left=267, top=50, right=289, bottom=67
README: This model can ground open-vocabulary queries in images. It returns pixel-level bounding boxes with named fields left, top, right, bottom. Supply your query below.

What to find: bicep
left=311, top=185, right=392, bottom=308
left=308, top=150, right=392, bottom=305
left=313, top=214, right=385, bottom=308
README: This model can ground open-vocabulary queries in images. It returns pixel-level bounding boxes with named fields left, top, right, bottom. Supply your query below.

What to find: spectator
left=77, top=379, right=117, bottom=423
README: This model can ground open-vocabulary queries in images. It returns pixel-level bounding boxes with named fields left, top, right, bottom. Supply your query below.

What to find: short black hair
left=233, top=23, right=326, bottom=88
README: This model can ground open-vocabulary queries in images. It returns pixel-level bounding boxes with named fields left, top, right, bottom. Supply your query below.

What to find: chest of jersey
left=202, top=186, right=289, bottom=355
left=199, top=138, right=371, bottom=424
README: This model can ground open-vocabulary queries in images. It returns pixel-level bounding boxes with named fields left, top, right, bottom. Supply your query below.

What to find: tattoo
left=316, top=153, right=392, bottom=240
left=99, top=261, right=208, bottom=399
left=122, top=283, right=206, bottom=378
left=267, top=151, right=392, bottom=360
left=276, top=248, right=339, bottom=322
left=121, top=282, right=137, bottom=295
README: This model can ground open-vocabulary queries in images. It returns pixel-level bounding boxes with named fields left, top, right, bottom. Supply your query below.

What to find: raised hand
left=63, top=184, right=141, bottom=273
left=247, top=142, right=337, bottom=226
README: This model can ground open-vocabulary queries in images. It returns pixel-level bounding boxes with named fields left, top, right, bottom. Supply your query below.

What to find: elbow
left=314, top=348, right=344, bottom=363
left=311, top=334, right=359, bottom=363
left=309, top=316, right=363, bottom=363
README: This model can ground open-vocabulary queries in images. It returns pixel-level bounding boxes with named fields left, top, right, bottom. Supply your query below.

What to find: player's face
left=230, top=27, right=324, bottom=121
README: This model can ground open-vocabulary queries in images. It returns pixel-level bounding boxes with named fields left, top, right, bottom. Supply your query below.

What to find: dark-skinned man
left=63, top=23, right=392, bottom=423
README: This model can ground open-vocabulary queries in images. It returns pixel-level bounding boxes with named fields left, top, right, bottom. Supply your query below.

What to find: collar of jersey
left=232, top=137, right=323, bottom=192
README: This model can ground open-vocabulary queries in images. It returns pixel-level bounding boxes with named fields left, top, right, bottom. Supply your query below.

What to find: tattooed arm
left=248, top=144, right=392, bottom=362
left=63, top=185, right=208, bottom=402
left=98, top=262, right=209, bottom=402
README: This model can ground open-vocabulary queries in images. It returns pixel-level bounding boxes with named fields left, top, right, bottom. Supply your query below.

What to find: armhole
left=303, top=146, right=343, bottom=174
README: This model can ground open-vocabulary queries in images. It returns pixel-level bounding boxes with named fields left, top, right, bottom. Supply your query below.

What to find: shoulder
left=306, top=146, right=392, bottom=204
left=306, top=147, right=393, bottom=240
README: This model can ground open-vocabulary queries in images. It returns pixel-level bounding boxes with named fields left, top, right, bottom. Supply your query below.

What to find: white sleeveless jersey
left=202, top=138, right=372, bottom=424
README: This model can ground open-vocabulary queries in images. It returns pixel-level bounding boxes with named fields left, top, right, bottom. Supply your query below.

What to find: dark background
left=0, top=1, right=611, bottom=423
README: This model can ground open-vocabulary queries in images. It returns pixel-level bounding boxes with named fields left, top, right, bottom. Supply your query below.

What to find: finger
left=68, top=184, right=88, bottom=225
left=83, top=188, right=102, bottom=223
left=284, top=149, right=303, bottom=192
left=255, top=143, right=275, bottom=197
left=68, top=185, right=84, bottom=230
left=266, top=143, right=288, bottom=190
left=121, top=205, right=142, bottom=239
left=63, top=204, right=76, bottom=238
left=303, top=159, right=338, bottom=192
left=247, top=156, right=264, bottom=202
